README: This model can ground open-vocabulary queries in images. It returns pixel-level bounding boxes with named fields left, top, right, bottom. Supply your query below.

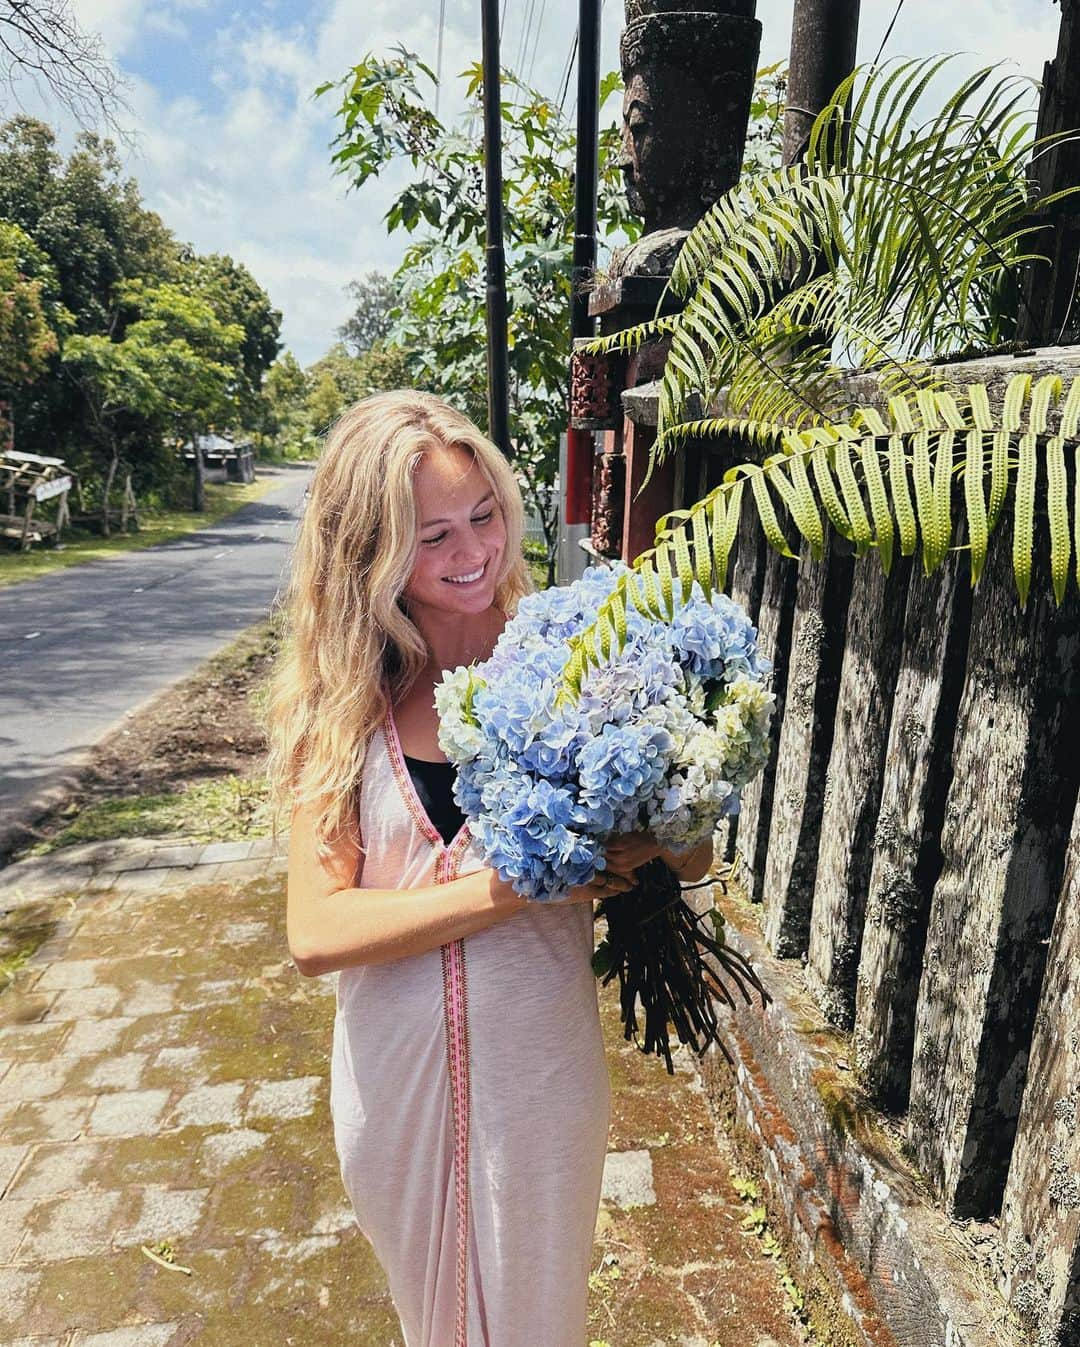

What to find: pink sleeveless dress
left=330, top=704, right=611, bottom=1347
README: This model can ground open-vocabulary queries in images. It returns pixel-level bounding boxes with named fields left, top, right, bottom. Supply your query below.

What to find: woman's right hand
left=488, top=865, right=636, bottom=908
left=564, top=865, right=636, bottom=905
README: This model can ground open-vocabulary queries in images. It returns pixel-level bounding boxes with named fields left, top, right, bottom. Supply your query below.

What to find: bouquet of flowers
left=435, top=562, right=775, bottom=1071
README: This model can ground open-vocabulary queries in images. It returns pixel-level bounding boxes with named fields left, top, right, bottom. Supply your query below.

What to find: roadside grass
left=0, top=473, right=288, bottom=588
left=23, top=773, right=273, bottom=859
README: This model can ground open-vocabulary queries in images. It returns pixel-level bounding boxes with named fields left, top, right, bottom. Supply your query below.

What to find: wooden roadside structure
left=0, top=450, right=72, bottom=550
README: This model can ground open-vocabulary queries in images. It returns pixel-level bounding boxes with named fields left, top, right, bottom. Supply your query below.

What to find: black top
left=403, top=754, right=467, bottom=846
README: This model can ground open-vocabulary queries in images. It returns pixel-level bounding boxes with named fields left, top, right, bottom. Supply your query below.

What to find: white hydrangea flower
left=434, top=666, right=487, bottom=762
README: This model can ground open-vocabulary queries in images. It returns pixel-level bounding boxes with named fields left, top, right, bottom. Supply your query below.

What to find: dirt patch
left=6, top=616, right=281, bottom=866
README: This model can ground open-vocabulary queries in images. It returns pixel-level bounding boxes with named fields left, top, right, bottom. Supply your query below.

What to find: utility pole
left=480, top=0, right=512, bottom=456
left=783, top=0, right=861, bottom=167
left=1018, top=0, right=1080, bottom=348
left=565, top=0, right=602, bottom=526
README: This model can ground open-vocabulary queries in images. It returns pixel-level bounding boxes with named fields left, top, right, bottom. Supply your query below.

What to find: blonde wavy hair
left=263, top=389, right=534, bottom=855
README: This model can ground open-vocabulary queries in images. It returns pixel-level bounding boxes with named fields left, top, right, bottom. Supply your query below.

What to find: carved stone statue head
left=618, top=0, right=761, bottom=235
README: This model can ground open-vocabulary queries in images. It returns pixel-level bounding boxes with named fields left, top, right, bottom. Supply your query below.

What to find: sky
left=1, top=0, right=1064, bottom=365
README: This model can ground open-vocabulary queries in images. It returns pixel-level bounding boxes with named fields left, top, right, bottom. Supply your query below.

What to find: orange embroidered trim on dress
left=440, top=838, right=472, bottom=1347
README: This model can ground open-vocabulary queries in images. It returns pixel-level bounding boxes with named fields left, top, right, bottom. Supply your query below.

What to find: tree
left=63, top=279, right=244, bottom=520
left=0, top=0, right=126, bottom=131
left=186, top=252, right=282, bottom=423
left=338, top=271, right=397, bottom=355
left=318, top=49, right=639, bottom=583
left=0, top=219, right=63, bottom=390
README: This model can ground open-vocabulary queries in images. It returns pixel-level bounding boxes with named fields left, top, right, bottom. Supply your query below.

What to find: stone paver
left=60, top=1017, right=132, bottom=1056
left=0, top=833, right=811, bottom=1347
left=602, top=1147, right=658, bottom=1208
left=87, top=1089, right=170, bottom=1138
left=33, top=958, right=105, bottom=991
left=46, top=985, right=122, bottom=1020
left=169, top=1082, right=243, bottom=1129
left=113, top=1185, right=209, bottom=1246
left=20, top=1190, right=123, bottom=1261
left=3, top=1058, right=74, bottom=1101
left=0, top=1143, right=28, bottom=1195
left=7, top=1140, right=104, bottom=1199
left=245, top=1075, right=321, bottom=1123
left=71, top=1324, right=180, bottom=1346
left=83, top=1052, right=148, bottom=1091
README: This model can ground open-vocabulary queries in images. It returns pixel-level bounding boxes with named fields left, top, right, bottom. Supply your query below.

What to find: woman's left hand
left=604, top=830, right=665, bottom=875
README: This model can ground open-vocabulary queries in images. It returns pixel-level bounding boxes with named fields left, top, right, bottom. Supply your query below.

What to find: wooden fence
left=667, top=352, right=1080, bottom=1343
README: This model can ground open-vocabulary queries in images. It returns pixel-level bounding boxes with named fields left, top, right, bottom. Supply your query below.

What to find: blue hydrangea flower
left=435, top=564, right=774, bottom=900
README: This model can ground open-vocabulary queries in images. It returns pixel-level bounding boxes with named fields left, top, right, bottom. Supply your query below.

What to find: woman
left=265, top=390, right=711, bottom=1347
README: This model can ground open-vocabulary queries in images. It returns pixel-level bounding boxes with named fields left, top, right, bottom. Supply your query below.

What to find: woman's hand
left=604, top=830, right=666, bottom=875
left=605, top=830, right=715, bottom=885
left=564, top=866, right=636, bottom=905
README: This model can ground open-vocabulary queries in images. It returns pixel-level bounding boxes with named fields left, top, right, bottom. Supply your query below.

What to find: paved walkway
left=0, top=839, right=810, bottom=1347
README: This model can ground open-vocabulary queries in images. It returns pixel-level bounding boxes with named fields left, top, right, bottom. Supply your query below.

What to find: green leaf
left=1013, top=430, right=1037, bottom=607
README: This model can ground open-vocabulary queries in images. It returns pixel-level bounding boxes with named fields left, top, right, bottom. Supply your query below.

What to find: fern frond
left=555, top=375, right=1080, bottom=704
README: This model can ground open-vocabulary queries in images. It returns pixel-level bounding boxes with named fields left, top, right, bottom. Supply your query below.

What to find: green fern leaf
left=1045, top=434, right=1070, bottom=604
left=747, top=466, right=796, bottom=558
left=712, top=481, right=744, bottom=591
left=988, top=428, right=1011, bottom=533
left=1060, top=377, right=1080, bottom=438
left=783, top=439, right=826, bottom=560
left=964, top=428, right=989, bottom=586
left=656, top=544, right=675, bottom=617
left=692, top=506, right=713, bottom=595
left=860, top=436, right=895, bottom=572
left=672, top=528, right=695, bottom=604
left=888, top=433, right=918, bottom=557
left=911, top=428, right=936, bottom=574
left=1013, top=430, right=1037, bottom=607
left=930, top=428, right=955, bottom=571
left=835, top=437, right=874, bottom=554
left=640, top=563, right=665, bottom=621
left=811, top=442, right=854, bottom=539
left=1003, top=373, right=1032, bottom=432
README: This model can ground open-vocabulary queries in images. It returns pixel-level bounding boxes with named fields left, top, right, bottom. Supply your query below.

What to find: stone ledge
left=620, top=346, right=1080, bottom=430
left=699, top=890, right=1023, bottom=1347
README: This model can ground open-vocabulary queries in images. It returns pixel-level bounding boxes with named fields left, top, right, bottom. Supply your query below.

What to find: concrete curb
left=0, top=832, right=289, bottom=911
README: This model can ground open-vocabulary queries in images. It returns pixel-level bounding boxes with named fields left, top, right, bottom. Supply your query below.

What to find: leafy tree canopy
left=338, top=270, right=397, bottom=355
left=0, top=219, right=63, bottom=389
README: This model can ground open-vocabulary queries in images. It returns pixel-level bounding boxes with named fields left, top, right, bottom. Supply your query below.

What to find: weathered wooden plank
left=805, top=552, right=913, bottom=1029
left=733, top=544, right=799, bottom=899
left=762, top=536, right=854, bottom=958
left=853, top=547, right=973, bottom=1110
left=907, top=520, right=1080, bottom=1217
left=999, top=789, right=1080, bottom=1344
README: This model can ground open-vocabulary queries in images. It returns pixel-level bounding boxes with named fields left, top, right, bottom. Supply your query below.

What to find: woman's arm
left=286, top=799, right=631, bottom=976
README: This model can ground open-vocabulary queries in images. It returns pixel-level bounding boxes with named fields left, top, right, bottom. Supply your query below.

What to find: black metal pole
left=572, top=0, right=601, bottom=339
left=480, top=0, right=512, bottom=456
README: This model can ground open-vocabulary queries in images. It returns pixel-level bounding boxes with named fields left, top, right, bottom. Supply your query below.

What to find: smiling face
left=401, top=443, right=507, bottom=623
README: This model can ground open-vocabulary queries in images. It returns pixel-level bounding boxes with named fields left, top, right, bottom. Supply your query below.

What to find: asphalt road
left=0, top=462, right=313, bottom=822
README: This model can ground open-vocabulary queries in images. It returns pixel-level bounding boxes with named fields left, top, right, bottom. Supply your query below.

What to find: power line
left=516, top=0, right=537, bottom=78
left=558, top=30, right=577, bottom=109
left=873, top=0, right=906, bottom=66
left=526, top=0, right=547, bottom=89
